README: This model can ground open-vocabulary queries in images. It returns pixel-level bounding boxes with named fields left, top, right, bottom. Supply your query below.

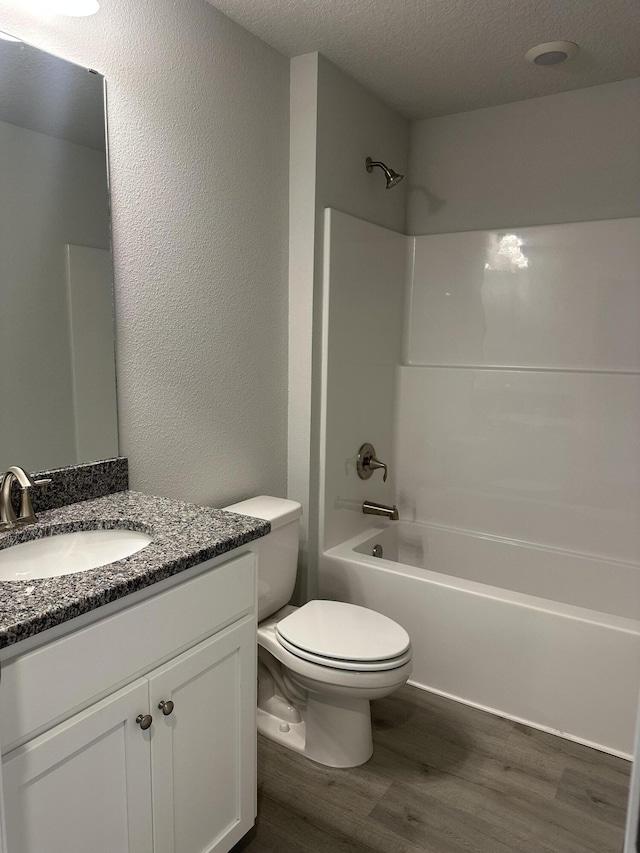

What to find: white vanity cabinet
left=148, top=619, right=256, bottom=853
left=0, top=550, right=258, bottom=853
left=3, top=678, right=154, bottom=853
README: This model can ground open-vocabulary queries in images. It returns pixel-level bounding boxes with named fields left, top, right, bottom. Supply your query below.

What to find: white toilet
left=223, top=495, right=413, bottom=768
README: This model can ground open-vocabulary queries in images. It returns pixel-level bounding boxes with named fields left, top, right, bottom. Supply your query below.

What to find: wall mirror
left=0, top=34, right=117, bottom=473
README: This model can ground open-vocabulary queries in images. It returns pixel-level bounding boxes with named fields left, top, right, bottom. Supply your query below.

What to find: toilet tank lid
left=222, top=495, right=302, bottom=529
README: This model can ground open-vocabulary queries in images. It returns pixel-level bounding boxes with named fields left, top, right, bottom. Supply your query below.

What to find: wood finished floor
left=244, top=686, right=630, bottom=853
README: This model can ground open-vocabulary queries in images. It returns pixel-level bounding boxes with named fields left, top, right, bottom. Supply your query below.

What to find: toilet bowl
left=258, top=602, right=413, bottom=767
left=224, top=496, right=412, bottom=768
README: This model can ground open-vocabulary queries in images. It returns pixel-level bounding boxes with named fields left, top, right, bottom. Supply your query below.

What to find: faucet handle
left=17, top=478, right=50, bottom=526
left=18, top=488, right=37, bottom=525
left=356, top=443, right=388, bottom=483
left=368, top=455, right=388, bottom=482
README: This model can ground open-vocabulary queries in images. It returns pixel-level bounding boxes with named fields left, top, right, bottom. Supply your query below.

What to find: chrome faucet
left=0, top=466, right=50, bottom=531
left=362, top=500, right=399, bottom=521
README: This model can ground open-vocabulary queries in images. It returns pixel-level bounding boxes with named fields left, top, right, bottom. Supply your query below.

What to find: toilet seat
left=276, top=633, right=413, bottom=671
left=259, top=608, right=413, bottom=691
left=275, top=600, right=411, bottom=672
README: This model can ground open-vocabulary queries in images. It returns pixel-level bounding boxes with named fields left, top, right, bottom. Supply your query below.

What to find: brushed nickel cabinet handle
left=158, top=700, right=174, bottom=716
left=136, top=713, right=153, bottom=730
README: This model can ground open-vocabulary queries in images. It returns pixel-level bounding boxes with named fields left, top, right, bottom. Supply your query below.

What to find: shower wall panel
left=398, top=217, right=640, bottom=571
left=405, top=219, right=640, bottom=370
left=320, top=209, right=406, bottom=550
left=395, top=366, right=640, bottom=563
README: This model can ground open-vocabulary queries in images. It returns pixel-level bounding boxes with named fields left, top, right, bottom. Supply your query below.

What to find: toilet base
left=257, top=707, right=306, bottom=755
left=257, top=693, right=374, bottom=768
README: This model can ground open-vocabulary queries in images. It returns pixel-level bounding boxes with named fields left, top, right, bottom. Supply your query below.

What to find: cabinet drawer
left=0, top=551, right=255, bottom=750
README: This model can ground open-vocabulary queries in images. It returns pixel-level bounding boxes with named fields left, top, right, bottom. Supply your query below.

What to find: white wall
left=0, top=119, right=109, bottom=472
left=408, top=78, right=640, bottom=235
left=289, top=53, right=409, bottom=597
left=0, top=0, right=290, bottom=506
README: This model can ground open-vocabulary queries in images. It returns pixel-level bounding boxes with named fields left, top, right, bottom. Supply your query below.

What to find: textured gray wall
left=316, top=54, right=409, bottom=234
left=408, top=78, right=640, bottom=235
left=0, top=0, right=290, bottom=507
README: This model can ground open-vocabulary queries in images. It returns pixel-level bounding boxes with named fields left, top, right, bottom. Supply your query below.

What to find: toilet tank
left=222, top=496, right=302, bottom=621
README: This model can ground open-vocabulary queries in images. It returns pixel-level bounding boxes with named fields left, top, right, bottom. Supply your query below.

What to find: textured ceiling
left=0, top=39, right=105, bottom=150
left=208, top=0, right=640, bottom=119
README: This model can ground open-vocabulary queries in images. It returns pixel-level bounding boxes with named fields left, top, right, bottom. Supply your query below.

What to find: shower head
left=366, top=157, right=404, bottom=189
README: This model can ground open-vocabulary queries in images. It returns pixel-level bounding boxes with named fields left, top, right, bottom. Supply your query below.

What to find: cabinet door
left=2, top=678, right=153, bottom=853
left=149, top=618, right=256, bottom=853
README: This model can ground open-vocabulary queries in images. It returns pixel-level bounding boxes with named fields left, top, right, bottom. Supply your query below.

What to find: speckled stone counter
left=0, top=491, right=269, bottom=649
left=30, top=457, right=130, bottom=513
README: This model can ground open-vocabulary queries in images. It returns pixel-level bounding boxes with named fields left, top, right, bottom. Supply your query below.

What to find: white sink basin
left=0, top=529, right=153, bottom=581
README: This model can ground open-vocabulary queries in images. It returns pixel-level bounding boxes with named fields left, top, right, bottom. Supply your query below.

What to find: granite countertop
left=0, top=490, right=270, bottom=650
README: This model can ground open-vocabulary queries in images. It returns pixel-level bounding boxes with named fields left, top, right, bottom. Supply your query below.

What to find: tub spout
left=362, top=500, right=399, bottom=521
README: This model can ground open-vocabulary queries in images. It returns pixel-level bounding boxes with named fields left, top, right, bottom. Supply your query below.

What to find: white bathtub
left=319, top=521, right=640, bottom=758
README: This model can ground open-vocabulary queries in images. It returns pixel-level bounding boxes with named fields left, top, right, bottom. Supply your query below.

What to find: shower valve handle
left=368, top=456, right=388, bottom=482
left=357, top=443, right=388, bottom=482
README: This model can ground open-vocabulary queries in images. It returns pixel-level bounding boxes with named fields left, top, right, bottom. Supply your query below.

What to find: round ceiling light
left=52, top=0, right=100, bottom=15
left=525, top=41, right=579, bottom=66
left=24, top=0, right=100, bottom=15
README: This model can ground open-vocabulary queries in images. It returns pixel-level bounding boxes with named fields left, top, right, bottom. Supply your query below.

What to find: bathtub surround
left=0, top=0, right=290, bottom=508
left=397, top=365, right=640, bottom=561
left=318, top=210, right=640, bottom=756
left=401, top=220, right=640, bottom=561
left=405, top=219, right=640, bottom=371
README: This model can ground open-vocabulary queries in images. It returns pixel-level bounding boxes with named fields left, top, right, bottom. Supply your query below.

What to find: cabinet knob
left=136, top=713, right=153, bottom=730
left=158, top=700, right=174, bottom=716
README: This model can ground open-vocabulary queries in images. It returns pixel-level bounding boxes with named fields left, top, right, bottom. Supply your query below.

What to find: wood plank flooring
left=244, top=685, right=631, bottom=853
